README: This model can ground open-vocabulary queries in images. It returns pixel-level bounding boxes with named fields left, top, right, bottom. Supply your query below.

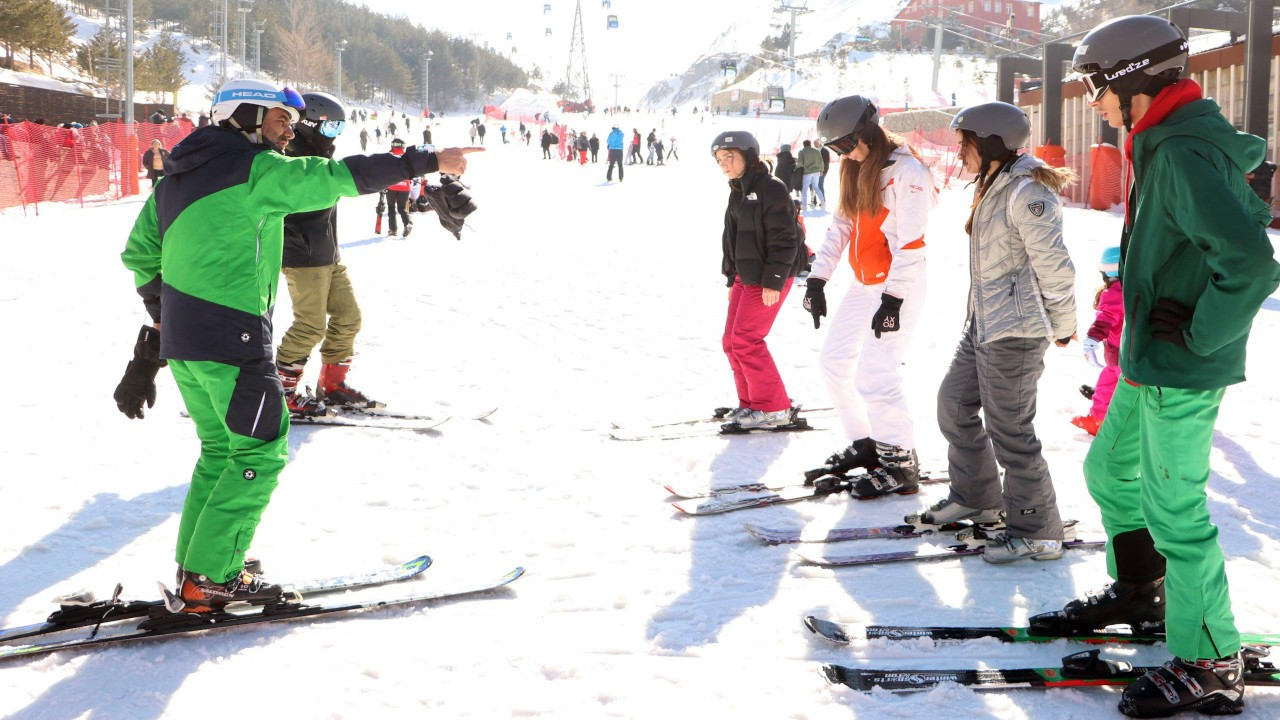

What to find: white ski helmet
left=211, top=79, right=305, bottom=129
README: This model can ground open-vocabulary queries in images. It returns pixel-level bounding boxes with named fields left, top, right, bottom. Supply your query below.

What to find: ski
left=821, top=648, right=1280, bottom=693
left=334, top=406, right=498, bottom=422
left=670, top=470, right=946, bottom=516
left=290, top=413, right=451, bottom=432
left=793, top=537, right=1105, bottom=566
left=611, top=417, right=817, bottom=441
left=665, top=470, right=947, bottom=500
left=374, top=191, right=386, bottom=234
left=0, top=555, right=434, bottom=646
left=0, top=567, right=524, bottom=662
left=611, top=406, right=834, bottom=431
left=744, top=516, right=999, bottom=544
left=802, top=615, right=1280, bottom=647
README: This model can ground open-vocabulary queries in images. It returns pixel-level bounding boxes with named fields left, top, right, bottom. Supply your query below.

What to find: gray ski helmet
left=297, top=91, right=347, bottom=140
left=710, top=130, right=759, bottom=159
left=950, top=102, right=1030, bottom=151
left=1072, top=15, right=1187, bottom=103
left=815, top=95, right=878, bottom=146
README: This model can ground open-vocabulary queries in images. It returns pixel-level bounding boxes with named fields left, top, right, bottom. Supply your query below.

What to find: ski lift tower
left=564, top=0, right=592, bottom=103
left=773, top=1, right=812, bottom=86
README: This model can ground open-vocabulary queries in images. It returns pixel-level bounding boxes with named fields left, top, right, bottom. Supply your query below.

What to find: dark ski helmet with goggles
left=295, top=91, right=348, bottom=147
left=1072, top=15, right=1188, bottom=131
left=815, top=94, right=878, bottom=156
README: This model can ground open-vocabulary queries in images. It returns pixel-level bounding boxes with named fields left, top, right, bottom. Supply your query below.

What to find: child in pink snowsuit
left=1072, top=246, right=1123, bottom=436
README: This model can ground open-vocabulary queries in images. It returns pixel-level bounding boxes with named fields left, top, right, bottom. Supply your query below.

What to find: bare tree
left=274, top=0, right=333, bottom=89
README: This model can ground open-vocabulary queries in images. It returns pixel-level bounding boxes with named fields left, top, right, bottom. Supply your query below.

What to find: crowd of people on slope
left=712, top=14, right=1280, bottom=719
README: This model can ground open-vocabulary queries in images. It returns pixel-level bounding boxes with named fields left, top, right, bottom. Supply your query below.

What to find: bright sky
left=351, top=0, right=1076, bottom=101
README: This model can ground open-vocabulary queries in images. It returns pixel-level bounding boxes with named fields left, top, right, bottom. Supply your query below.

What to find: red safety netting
left=0, top=119, right=195, bottom=213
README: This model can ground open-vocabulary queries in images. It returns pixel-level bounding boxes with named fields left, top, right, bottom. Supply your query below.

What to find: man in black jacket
left=275, top=92, right=373, bottom=413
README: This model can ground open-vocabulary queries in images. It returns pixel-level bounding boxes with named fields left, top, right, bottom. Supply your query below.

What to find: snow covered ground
left=2, top=110, right=1280, bottom=719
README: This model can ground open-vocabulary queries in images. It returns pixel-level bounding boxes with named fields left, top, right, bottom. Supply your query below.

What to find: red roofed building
left=895, top=0, right=1042, bottom=48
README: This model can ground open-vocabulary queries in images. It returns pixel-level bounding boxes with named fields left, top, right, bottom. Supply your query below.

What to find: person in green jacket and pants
left=113, top=79, right=481, bottom=611
left=796, top=139, right=825, bottom=210
left=1031, top=17, right=1280, bottom=718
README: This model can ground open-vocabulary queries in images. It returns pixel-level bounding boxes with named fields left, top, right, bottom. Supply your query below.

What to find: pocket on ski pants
left=225, top=359, right=284, bottom=442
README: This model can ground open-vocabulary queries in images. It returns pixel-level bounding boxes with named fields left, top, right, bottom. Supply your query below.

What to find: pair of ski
left=0, top=555, right=523, bottom=661
left=748, top=518, right=1102, bottom=566
left=609, top=406, right=832, bottom=441
left=667, top=470, right=948, bottom=516
left=805, top=615, right=1280, bottom=692
left=292, top=405, right=498, bottom=432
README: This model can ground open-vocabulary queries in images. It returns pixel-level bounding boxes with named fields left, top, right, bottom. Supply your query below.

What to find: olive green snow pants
left=276, top=263, right=362, bottom=365
left=1083, top=378, right=1238, bottom=660
left=169, top=358, right=289, bottom=583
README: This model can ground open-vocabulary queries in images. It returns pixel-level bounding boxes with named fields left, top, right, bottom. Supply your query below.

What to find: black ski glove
left=1150, top=298, right=1193, bottom=348
left=803, top=278, right=827, bottom=329
left=375, top=191, right=386, bottom=216
left=421, top=174, right=477, bottom=240
left=399, top=145, right=440, bottom=177
left=871, top=293, right=903, bottom=339
left=113, top=325, right=165, bottom=420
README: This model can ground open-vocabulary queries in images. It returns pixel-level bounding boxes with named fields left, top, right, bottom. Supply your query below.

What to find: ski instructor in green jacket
left=1031, top=17, right=1280, bottom=718
left=113, top=79, right=481, bottom=611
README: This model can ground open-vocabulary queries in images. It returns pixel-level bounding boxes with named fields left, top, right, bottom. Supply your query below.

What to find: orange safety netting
left=0, top=119, right=195, bottom=213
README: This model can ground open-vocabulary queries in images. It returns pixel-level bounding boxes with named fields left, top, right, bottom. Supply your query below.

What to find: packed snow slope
left=2, top=111, right=1280, bottom=719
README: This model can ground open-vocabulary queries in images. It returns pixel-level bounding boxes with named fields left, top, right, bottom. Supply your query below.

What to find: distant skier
left=773, top=144, right=796, bottom=196
left=385, top=138, right=413, bottom=236
left=802, top=95, right=933, bottom=497
left=605, top=125, right=625, bottom=181
left=359, top=126, right=369, bottom=151
left=575, top=131, right=589, bottom=165
left=796, top=139, right=825, bottom=209
left=712, top=130, right=806, bottom=430
left=629, top=128, right=642, bottom=164
left=477, top=122, right=487, bottom=145
left=588, top=133, right=600, bottom=163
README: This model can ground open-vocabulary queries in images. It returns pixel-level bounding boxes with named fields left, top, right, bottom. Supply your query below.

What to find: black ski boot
left=1029, top=578, right=1166, bottom=636
left=1080, top=384, right=1095, bottom=400
left=178, top=567, right=282, bottom=612
left=867, top=442, right=920, bottom=495
left=277, top=361, right=328, bottom=417
left=1119, top=652, right=1244, bottom=717
left=850, top=466, right=919, bottom=498
left=805, top=437, right=880, bottom=483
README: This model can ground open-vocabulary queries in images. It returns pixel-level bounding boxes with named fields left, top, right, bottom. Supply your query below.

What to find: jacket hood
left=168, top=125, right=267, bottom=175
left=1006, top=152, right=1077, bottom=194
left=1138, top=98, right=1267, bottom=175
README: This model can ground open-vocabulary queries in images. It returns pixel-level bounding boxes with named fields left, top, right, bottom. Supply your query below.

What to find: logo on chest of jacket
left=1028, top=200, right=1045, bottom=217
left=745, top=192, right=758, bottom=201
left=1020, top=508, right=1037, bottom=515
left=243, top=469, right=257, bottom=481
left=240, top=332, right=252, bottom=343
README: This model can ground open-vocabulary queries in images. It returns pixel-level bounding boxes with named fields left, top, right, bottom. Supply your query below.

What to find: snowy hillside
left=3, top=109, right=1280, bottom=718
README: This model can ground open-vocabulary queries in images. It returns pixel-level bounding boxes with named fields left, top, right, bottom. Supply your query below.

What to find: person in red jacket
left=385, top=138, right=413, bottom=236
left=1072, top=246, right=1124, bottom=436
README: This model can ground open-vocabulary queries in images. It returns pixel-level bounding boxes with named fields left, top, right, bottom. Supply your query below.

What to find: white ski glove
left=1082, top=337, right=1106, bottom=369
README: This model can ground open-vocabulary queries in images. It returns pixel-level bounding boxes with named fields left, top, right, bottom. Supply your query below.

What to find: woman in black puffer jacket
left=713, top=130, right=806, bottom=430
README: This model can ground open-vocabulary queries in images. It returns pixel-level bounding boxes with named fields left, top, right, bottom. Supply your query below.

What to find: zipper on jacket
left=1011, top=275, right=1024, bottom=318
left=853, top=214, right=863, bottom=284
left=1127, top=293, right=1140, bottom=366
left=254, top=215, right=267, bottom=264
left=249, top=391, right=266, bottom=437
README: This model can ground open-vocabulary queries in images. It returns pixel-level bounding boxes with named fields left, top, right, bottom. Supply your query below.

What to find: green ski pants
left=276, top=263, right=362, bottom=366
left=1083, top=378, right=1238, bottom=660
left=169, top=358, right=289, bottom=583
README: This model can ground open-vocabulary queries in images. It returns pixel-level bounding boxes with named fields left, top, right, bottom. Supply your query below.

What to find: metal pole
left=221, top=0, right=229, bottom=84
left=254, top=21, right=264, bottom=75
left=238, top=4, right=247, bottom=78
left=931, top=21, right=944, bottom=92
left=125, top=0, right=134, bottom=123
left=1244, top=0, right=1273, bottom=137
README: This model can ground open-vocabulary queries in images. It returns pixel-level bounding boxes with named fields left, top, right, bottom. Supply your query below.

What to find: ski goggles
left=824, top=132, right=860, bottom=157
left=1074, top=38, right=1188, bottom=103
left=317, top=119, right=346, bottom=138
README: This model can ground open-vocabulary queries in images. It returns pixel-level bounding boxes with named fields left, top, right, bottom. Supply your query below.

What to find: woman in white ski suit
left=805, top=113, right=936, bottom=495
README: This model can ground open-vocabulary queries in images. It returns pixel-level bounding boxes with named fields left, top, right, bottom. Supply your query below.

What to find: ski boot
left=981, top=533, right=1064, bottom=563
left=318, top=357, right=381, bottom=409
left=905, top=497, right=1004, bottom=528
left=848, top=466, right=919, bottom=498
left=859, top=442, right=920, bottom=496
left=402, top=221, right=413, bottom=237
left=387, top=227, right=398, bottom=237
left=727, top=407, right=794, bottom=430
left=1119, top=651, right=1245, bottom=717
left=1071, top=414, right=1103, bottom=436
left=804, top=437, right=880, bottom=484
left=277, top=360, right=328, bottom=417
left=1080, top=384, right=1095, bottom=400
left=175, top=557, right=263, bottom=589
left=177, top=567, right=282, bottom=613
left=1029, top=578, right=1166, bottom=636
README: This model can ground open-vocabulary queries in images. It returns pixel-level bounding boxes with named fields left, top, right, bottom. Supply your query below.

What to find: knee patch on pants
left=225, top=360, right=285, bottom=442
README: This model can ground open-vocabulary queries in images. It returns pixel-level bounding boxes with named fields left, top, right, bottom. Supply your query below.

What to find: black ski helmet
left=816, top=95, right=878, bottom=153
left=710, top=130, right=760, bottom=163
left=950, top=101, right=1030, bottom=152
left=1072, top=15, right=1188, bottom=130
left=297, top=91, right=347, bottom=143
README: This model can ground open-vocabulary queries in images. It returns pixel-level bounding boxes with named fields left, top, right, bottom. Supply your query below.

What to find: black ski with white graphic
left=334, top=406, right=498, bottom=422
left=612, top=406, right=833, bottom=431
left=821, top=648, right=1280, bottom=693
left=666, top=470, right=947, bottom=501
left=793, top=535, right=1104, bottom=566
left=745, top=516, right=999, bottom=544
left=0, top=567, right=523, bottom=661
left=670, top=471, right=946, bottom=516
left=0, top=555, right=434, bottom=646
left=290, top=412, right=451, bottom=432
left=802, top=615, right=1280, bottom=647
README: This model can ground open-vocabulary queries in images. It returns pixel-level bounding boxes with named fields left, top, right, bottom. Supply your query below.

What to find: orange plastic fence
left=1035, top=144, right=1066, bottom=168
left=0, top=119, right=194, bottom=212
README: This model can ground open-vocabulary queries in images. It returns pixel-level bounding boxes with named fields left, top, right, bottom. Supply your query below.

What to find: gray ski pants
left=936, top=319, right=1063, bottom=540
